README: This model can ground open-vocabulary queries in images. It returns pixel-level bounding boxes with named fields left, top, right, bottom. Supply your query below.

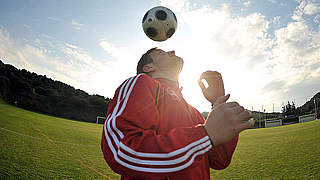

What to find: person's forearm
left=208, top=135, right=239, bottom=170
left=102, top=120, right=212, bottom=178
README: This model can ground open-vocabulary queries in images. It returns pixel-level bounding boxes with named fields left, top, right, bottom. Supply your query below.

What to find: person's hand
left=198, top=71, right=225, bottom=104
left=204, top=95, right=255, bottom=146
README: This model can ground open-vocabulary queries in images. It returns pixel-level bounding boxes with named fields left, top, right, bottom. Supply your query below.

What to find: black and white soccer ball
left=142, top=6, right=177, bottom=42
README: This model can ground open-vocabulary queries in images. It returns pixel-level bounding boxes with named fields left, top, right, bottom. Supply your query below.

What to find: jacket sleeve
left=101, top=74, right=212, bottom=179
left=208, top=135, right=239, bottom=170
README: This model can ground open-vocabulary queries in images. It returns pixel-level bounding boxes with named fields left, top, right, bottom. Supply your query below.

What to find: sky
left=0, top=0, right=319, bottom=113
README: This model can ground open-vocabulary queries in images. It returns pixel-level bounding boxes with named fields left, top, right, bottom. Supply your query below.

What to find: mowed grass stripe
left=0, top=102, right=319, bottom=179
left=0, top=103, right=119, bottom=179
left=212, top=118, right=320, bottom=179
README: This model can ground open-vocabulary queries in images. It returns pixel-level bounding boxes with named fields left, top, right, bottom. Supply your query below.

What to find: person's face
left=148, top=49, right=184, bottom=74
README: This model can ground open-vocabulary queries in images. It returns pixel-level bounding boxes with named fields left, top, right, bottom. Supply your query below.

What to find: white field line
left=0, top=126, right=97, bottom=147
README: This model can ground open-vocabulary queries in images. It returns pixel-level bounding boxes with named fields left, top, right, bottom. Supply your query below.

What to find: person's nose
left=168, top=51, right=175, bottom=56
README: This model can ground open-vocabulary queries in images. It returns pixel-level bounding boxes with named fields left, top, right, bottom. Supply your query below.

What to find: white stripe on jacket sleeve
left=103, top=74, right=211, bottom=172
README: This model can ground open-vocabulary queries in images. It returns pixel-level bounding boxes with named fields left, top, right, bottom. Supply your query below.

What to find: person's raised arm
left=198, top=70, right=254, bottom=169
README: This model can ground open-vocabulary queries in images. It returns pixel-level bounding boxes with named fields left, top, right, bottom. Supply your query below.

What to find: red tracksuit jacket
left=101, top=74, right=238, bottom=180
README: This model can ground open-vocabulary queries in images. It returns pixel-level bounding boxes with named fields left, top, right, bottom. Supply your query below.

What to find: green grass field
left=0, top=102, right=319, bottom=179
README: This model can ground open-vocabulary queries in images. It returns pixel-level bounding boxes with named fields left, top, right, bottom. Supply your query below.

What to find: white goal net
left=299, top=114, right=316, bottom=123
left=265, top=119, right=282, bottom=128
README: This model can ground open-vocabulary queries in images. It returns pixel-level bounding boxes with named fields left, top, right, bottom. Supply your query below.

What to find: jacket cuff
left=202, top=126, right=215, bottom=147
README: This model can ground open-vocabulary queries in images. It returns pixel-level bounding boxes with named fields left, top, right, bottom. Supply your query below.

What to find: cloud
left=2, top=1, right=319, bottom=112
left=60, top=43, right=94, bottom=67
left=0, top=26, right=140, bottom=100
left=314, top=14, right=320, bottom=24
left=268, top=0, right=277, bottom=3
left=48, top=17, right=62, bottom=21
left=272, top=20, right=319, bottom=77
left=303, top=2, right=320, bottom=15
left=71, top=19, right=85, bottom=31
left=23, top=24, right=32, bottom=29
left=180, top=4, right=272, bottom=65
left=292, top=0, right=320, bottom=20
left=260, top=0, right=320, bottom=107
left=272, top=16, right=281, bottom=24
left=160, top=0, right=189, bottom=13
left=292, top=0, right=307, bottom=21
left=99, top=40, right=137, bottom=77
left=0, top=29, right=32, bottom=69
left=98, top=40, right=152, bottom=99
left=151, top=2, right=276, bottom=111
left=99, top=41, right=128, bottom=60
left=65, top=43, right=80, bottom=49
left=71, top=19, right=84, bottom=26
left=244, top=1, right=251, bottom=7
left=0, top=27, right=113, bottom=97
left=276, top=76, right=320, bottom=106
left=157, top=0, right=320, bottom=111
left=263, top=80, right=287, bottom=93
left=41, top=34, right=55, bottom=39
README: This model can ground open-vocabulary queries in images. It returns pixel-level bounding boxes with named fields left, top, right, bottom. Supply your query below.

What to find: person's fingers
left=201, top=71, right=221, bottom=79
left=203, top=71, right=220, bottom=76
left=206, top=72, right=221, bottom=79
left=225, top=101, right=240, bottom=108
left=203, top=72, right=222, bottom=83
left=230, top=105, right=245, bottom=114
left=197, top=79, right=206, bottom=93
left=238, top=118, right=255, bottom=132
left=199, top=73, right=204, bottom=80
left=200, top=71, right=210, bottom=80
left=213, top=94, right=230, bottom=106
left=236, top=110, right=252, bottom=123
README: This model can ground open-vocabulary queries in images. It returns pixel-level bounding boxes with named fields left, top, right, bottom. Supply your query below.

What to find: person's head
left=136, top=47, right=184, bottom=80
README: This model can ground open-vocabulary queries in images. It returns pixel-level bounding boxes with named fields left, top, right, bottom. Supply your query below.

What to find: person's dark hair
left=137, top=47, right=157, bottom=74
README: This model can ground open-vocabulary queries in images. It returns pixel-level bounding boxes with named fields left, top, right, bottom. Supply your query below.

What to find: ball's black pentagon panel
left=155, top=10, right=167, bottom=21
left=146, top=27, right=157, bottom=37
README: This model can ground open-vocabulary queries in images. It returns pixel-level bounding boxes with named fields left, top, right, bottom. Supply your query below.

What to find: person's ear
left=143, top=64, right=155, bottom=73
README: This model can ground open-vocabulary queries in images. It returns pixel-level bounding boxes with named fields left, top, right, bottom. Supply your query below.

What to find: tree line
left=282, top=94, right=320, bottom=117
left=0, top=60, right=111, bottom=123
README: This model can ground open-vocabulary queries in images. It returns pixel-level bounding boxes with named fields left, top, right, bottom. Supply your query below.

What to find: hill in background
left=0, top=60, right=111, bottom=123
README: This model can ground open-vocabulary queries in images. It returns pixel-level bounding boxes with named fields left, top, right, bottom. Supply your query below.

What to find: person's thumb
left=213, top=94, right=230, bottom=106
left=198, top=79, right=206, bottom=93
left=238, top=118, right=255, bottom=132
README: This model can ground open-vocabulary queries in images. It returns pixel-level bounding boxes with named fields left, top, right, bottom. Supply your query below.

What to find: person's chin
left=175, top=62, right=184, bottom=74
left=172, top=56, right=184, bottom=65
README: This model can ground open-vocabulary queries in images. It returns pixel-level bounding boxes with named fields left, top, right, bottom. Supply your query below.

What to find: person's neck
left=151, top=73, right=180, bottom=89
left=152, top=75, right=178, bottom=82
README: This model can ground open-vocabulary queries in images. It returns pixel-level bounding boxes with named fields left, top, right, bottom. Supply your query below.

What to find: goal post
left=96, top=116, right=106, bottom=124
left=265, top=119, right=282, bottom=128
left=299, top=113, right=316, bottom=123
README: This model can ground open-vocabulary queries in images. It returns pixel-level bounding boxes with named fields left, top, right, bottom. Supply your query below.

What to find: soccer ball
left=142, top=6, right=177, bottom=42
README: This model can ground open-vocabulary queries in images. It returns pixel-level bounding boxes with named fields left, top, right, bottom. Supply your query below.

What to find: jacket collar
left=155, top=78, right=180, bottom=91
